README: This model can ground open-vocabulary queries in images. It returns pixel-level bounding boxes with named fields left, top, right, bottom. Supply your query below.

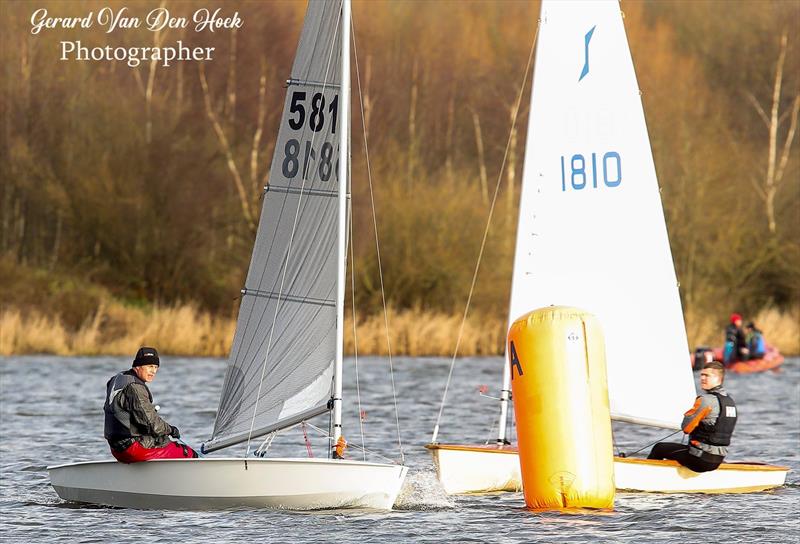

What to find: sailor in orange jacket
left=647, top=361, right=737, bottom=472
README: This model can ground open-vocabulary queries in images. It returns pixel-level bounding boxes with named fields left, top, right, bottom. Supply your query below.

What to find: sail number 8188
left=560, top=152, right=621, bottom=191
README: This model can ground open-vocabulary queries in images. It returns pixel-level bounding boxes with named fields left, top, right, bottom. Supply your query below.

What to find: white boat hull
left=425, top=444, right=521, bottom=494
left=48, top=457, right=407, bottom=510
left=614, top=457, right=788, bottom=494
left=427, top=444, right=788, bottom=495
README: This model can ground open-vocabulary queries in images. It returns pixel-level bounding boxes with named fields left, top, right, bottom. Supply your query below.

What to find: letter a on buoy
left=509, top=340, right=523, bottom=379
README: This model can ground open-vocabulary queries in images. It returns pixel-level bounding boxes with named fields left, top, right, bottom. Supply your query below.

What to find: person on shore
left=647, top=361, right=736, bottom=473
left=104, top=347, right=197, bottom=463
left=723, top=313, right=748, bottom=365
left=745, top=322, right=766, bottom=359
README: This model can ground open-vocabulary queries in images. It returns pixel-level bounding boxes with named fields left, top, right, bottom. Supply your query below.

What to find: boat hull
left=425, top=444, right=521, bottom=494
left=614, top=457, right=788, bottom=493
left=427, top=444, right=788, bottom=495
left=48, top=457, right=407, bottom=510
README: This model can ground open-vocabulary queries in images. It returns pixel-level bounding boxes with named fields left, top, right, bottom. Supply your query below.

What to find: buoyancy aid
left=690, top=391, right=737, bottom=447
left=724, top=324, right=739, bottom=345
left=749, top=331, right=766, bottom=356
left=104, top=370, right=150, bottom=444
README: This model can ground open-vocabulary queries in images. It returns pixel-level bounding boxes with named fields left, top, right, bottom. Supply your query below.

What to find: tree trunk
left=199, top=63, right=256, bottom=233
left=445, top=91, right=455, bottom=184
left=747, top=31, right=799, bottom=236
left=407, top=57, right=419, bottom=190
left=506, top=102, right=519, bottom=233
left=145, top=24, right=166, bottom=145
left=363, top=54, right=374, bottom=142
left=49, top=212, right=62, bottom=270
left=251, top=59, right=268, bottom=195
left=471, top=109, right=489, bottom=205
left=226, top=28, right=238, bottom=125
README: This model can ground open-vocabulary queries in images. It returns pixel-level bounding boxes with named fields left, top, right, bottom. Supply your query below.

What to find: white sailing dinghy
left=427, top=0, right=788, bottom=495
left=49, top=0, right=407, bottom=510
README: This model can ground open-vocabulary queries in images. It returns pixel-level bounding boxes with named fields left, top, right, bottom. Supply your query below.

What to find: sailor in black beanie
left=103, top=347, right=197, bottom=462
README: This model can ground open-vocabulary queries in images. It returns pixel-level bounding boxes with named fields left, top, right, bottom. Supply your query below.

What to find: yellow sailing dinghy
left=427, top=0, right=788, bottom=495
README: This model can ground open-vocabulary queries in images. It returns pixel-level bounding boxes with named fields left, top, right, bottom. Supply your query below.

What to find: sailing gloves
left=170, top=426, right=181, bottom=439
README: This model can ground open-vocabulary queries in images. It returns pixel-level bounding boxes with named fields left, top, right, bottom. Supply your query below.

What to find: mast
left=332, top=0, right=351, bottom=454
left=496, top=353, right=512, bottom=444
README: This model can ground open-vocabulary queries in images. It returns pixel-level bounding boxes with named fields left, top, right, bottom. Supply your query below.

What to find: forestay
left=509, top=0, right=695, bottom=429
left=207, top=1, right=345, bottom=452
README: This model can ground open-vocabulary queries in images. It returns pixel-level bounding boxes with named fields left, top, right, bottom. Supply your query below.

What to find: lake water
left=1, top=355, right=797, bottom=543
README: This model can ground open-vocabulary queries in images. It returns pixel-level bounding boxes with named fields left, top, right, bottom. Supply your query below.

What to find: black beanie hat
left=133, top=347, right=160, bottom=367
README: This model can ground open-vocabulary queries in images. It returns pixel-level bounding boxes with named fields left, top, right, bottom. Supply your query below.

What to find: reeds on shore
left=1, top=303, right=797, bottom=357
left=0, top=303, right=235, bottom=357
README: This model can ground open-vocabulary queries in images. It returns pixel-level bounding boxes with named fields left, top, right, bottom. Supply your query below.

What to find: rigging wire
left=618, top=429, right=683, bottom=458
left=351, top=13, right=405, bottom=463
left=244, top=2, right=344, bottom=458
left=431, top=20, right=540, bottom=444
left=305, top=422, right=396, bottom=465
left=349, top=197, right=367, bottom=461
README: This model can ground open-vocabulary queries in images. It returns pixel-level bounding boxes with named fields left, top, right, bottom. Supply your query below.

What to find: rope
left=301, top=422, right=314, bottom=458
left=254, top=432, right=277, bottom=457
left=351, top=13, right=404, bottom=463
left=618, top=429, right=683, bottom=458
left=431, top=21, right=540, bottom=443
left=244, top=1, right=344, bottom=458
left=349, top=196, right=367, bottom=461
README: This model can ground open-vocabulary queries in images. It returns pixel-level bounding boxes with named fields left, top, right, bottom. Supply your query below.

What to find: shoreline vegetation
left=1, top=303, right=797, bottom=358
left=1, top=3, right=797, bottom=361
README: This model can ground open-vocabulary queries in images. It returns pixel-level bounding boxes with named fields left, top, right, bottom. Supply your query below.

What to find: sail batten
left=508, top=0, right=696, bottom=430
left=210, top=1, right=345, bottom=450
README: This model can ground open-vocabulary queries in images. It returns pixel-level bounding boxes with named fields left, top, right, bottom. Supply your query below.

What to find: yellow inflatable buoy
left=508, top=306, right=614, bottom=511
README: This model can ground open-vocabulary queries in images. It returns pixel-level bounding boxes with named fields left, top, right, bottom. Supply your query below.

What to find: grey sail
left=206, top=0, right=344, bottom=452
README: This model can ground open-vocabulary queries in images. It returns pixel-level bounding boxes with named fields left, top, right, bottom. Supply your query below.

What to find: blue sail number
left=560, top=152, right=622, bottom=191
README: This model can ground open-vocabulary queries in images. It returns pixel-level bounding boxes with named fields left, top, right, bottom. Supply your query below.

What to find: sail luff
left=332, top=0, right=350, bottom=449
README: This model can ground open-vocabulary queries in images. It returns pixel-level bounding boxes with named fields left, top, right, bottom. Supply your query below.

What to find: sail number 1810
left=560, top=152, right=621, bottom=191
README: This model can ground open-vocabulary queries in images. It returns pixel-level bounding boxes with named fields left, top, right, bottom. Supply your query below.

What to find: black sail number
left=319, top=142, right=333, bottom=181
left=309, top=93, right=325, bottom=132
left=281, top=89, right=340, bottom=182
left=282, top=139, right=338, bottom=183
left=282, top=139, right=300, bottom=178
left=286, top=91, right=339, bottom=134
left=288, top=91, right=306, bottom=130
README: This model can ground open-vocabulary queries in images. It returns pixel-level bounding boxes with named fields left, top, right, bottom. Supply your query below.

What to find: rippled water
left=1, top=355, right=797, bottom=543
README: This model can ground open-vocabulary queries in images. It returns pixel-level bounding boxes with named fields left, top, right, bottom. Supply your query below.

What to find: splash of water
left=394, top=469, right=456, bottom=510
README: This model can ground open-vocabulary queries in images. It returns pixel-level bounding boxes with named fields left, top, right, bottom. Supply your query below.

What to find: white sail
left=509, top=0, right=695, bottom=429
left=207, top=1, right=345, bottom=452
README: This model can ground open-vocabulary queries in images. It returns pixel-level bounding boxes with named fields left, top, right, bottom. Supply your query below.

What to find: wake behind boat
left=49, top=0, right=408, bottom=511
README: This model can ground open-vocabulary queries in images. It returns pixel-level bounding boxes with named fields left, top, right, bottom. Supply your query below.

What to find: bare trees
left=746, top=31, right=800, bottom=236
left=1, top=0, right=797, bottom=329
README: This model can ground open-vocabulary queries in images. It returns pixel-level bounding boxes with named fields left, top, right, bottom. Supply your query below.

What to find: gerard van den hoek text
left=31, top=7, right=243, bottom=68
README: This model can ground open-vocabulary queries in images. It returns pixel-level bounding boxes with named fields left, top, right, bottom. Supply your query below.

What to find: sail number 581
left=288, top=91, right=339, bottom=133
left=560, top=152, right=621, bottom=191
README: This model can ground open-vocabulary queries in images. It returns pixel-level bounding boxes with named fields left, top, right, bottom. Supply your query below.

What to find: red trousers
left=111, top=440, right=197, bottom=463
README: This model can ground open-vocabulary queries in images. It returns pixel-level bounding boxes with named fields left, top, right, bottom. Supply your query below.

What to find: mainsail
left=207, top=1, right=345, bottom=451
left=508, top=0, right=696, bottom=429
